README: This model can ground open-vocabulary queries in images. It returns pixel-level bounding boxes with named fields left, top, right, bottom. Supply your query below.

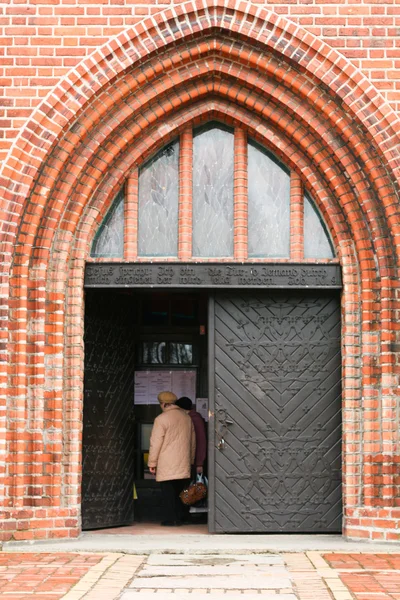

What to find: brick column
left=290, top=171, right=303, bottom=260
left=178, top=127, right=193, bottom=260
left=125, top=169, right=138, bottom=260
left=234, top=128, right=247, bottom=260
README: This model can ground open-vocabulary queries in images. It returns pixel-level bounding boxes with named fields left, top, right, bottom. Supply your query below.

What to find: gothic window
left=248, top=142, right=290, bottom=258
left=304, top=195, right=334, bottom=259
left=90, top=188, right=124, bottom=258
left=192, top=125, right=234, bottom=257
left=138, top=141, right=179, bottom=257
left=90, top=123, right=335, bottom=261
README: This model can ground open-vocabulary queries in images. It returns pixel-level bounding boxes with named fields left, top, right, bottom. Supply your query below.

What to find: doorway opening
left=82, top=288, right=209, bottom=532
left=82, top=281, right=342, bottom=535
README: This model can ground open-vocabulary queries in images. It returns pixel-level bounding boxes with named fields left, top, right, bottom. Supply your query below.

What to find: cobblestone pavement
left=1, top=552, right=400, bottom=599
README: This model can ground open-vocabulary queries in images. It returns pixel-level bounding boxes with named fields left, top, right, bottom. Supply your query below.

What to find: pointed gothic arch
left=0, top=0, right=399, bottom=540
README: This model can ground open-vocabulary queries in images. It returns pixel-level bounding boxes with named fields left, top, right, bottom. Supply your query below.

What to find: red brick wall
left=0, top=0, right=399, bottom=542
left=1, top=0, right=400, bottom=164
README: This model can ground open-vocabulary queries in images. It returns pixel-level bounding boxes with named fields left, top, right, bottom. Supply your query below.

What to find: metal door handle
left=216, top=409, right=233, bottom=451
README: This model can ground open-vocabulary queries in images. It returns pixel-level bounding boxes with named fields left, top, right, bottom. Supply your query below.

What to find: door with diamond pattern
left=209, top=291, right=342, bottom=533
left=82, top=290, right=136, bottom=530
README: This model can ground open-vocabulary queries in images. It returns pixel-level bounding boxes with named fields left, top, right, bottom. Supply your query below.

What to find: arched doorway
left=1, top=1, right=399, bottom=541
left=82, top=124, right=341, bottom=532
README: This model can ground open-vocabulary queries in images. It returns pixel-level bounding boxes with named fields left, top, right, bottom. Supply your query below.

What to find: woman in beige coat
left=148, top=390, right=195, bottom=526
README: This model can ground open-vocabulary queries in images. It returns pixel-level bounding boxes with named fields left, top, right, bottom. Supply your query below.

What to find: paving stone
left=129, top=575, right=292, bottom=589
left=138, top=564, right=288, bottom=576
left=121, top=593, right=297, bottom=599
left=6, top=549, right=400, bottom=600
left=146, top=553, right=284, bottom=566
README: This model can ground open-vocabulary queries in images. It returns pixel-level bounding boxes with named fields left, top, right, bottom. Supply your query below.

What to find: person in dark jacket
left=175, top=396, right=207, bottom=474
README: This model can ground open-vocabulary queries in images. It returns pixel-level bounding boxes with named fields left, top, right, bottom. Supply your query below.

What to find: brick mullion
left=290, top=172, right=304, bottom=260
left=234, top=128, right=248, bottom=261
left=178, top=127, right=193, bottom=260
left=125, top=169, right=138, bottom=261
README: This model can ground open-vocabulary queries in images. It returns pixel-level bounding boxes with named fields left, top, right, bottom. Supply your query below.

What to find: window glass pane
left=248, top=143, right=290, bottom=258
left=304, top=195, right=335, bottom=258
left=192, top=125, right=234, bottom=257
left=169, top=343, right=193, bottom=365
left=91, top=189, right=124, bottom=258
left=141, top=424, right=153, bottom=450
left=138, top=141, right=179, bottom=257
left=142, top=293, right=169, bottom=326
left=171, top=295, right=198, bottom=327
left=142, top=342, right=166, bottom=364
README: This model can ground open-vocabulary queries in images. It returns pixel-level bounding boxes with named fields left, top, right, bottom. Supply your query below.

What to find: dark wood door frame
left=208, top=294, right=217, bottom=533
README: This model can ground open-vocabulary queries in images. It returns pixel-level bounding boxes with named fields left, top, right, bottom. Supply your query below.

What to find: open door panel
left=82, top=290, right=136, bottom=530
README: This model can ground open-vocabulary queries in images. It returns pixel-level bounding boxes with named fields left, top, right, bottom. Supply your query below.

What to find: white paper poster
left=172, top=370, right=196, bottom=401
left=134, top=371, right=151, bottom=405
left=149, top=371, right=172, bottom=399
left=134, top=370, right=196, bottom=405
left=196, top=398, right=209, bottom=421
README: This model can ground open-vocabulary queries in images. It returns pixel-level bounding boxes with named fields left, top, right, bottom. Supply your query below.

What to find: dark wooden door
left=82, top=291, right=136, bottom=530
left=209, top=291, right=342, bottom=533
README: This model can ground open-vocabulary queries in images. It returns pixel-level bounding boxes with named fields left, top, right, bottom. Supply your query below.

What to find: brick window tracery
left=91, top=122, right=335, bottom=261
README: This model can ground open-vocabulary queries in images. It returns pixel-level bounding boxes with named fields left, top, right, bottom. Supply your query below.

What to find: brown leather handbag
left=179, top=475, right=207, bottom=506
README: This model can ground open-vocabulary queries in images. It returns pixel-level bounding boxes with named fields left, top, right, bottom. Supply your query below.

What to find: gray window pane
left=138, top=142, right=179, bottom=257
left=170, top=343, right=193, bottom=365
left=248, top=144, right=290, bottom=258
left=192, top=126, right=234, bottom=257
left=304, top=195, right=335, bottom=258
left=248, top=143, right=290, bottom=258
left=142, top=342, right=166, bottom=364
left=141, top=424, right=152, bottom=451
left=90, top=189, right=124, bottom=258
